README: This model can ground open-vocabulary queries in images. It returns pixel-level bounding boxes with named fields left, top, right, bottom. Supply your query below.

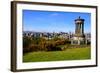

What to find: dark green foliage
left=23, top=36, right=32, bottom=48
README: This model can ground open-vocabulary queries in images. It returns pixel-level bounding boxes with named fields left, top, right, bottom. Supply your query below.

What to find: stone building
left=71, top=16, right=85, bottom=45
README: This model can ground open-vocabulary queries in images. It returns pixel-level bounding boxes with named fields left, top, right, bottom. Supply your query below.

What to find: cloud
left=50, top=13, right=60, bottom=16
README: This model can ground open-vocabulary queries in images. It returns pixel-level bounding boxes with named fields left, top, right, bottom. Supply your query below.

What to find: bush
left=23, top=36, right=32, bottom=49
left=23, top=36, right=75, bottom=53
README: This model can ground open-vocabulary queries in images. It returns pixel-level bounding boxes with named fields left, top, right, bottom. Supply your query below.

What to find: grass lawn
left=23, top=47, right=91, bottom=62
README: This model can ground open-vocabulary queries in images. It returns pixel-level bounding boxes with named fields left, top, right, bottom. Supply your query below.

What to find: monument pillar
left=71, top=16, right=85, bottom=45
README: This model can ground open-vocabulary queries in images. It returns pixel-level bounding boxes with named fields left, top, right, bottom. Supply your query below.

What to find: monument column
left=71, top=16, right=85, bottom=45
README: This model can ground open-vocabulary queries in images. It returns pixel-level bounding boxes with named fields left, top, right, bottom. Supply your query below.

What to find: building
left=85, top=33, right=91, bottom=44
left=71, top=16, right=86, bottom=45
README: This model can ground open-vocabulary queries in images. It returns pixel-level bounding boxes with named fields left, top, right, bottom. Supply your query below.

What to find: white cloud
left=50, top=13, right=60, bottom=16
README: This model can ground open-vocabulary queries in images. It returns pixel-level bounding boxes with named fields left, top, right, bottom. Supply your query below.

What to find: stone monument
left=71, top=16, right=85, bottom=45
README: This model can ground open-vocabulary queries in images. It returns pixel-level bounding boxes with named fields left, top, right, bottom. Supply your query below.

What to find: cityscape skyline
left=23, top=10, right=91, bottom=33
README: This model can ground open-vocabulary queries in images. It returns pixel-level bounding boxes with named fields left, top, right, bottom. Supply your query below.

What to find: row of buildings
left=23, top=31, right=91, bottom=44
left=23, top=31, right=73, bottom=39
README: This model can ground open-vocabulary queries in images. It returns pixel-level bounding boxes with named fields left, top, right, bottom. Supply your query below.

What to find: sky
left=23, top=10, right=91, bottom=33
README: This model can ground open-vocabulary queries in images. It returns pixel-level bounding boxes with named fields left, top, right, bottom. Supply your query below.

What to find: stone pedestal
left=71, top=35, right=85, bottom=45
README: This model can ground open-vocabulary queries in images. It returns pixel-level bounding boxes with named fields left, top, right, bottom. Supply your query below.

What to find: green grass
left=23, top=47, right=91, bottom=62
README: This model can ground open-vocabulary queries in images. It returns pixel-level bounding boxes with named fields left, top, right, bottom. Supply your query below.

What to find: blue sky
left=23, top=10, right=91, bottom=33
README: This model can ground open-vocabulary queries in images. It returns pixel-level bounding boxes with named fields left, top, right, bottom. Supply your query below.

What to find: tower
left=71, top=16, right=85, bottom=45
left=75, top=16, right=84, bottom=35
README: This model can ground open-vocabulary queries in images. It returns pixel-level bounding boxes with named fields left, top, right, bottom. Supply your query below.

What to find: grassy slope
left=23, top=47, right=91, bottom=62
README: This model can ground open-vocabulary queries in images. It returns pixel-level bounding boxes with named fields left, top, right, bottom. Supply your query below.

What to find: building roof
left=75, top=16, right=84, bottom=21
